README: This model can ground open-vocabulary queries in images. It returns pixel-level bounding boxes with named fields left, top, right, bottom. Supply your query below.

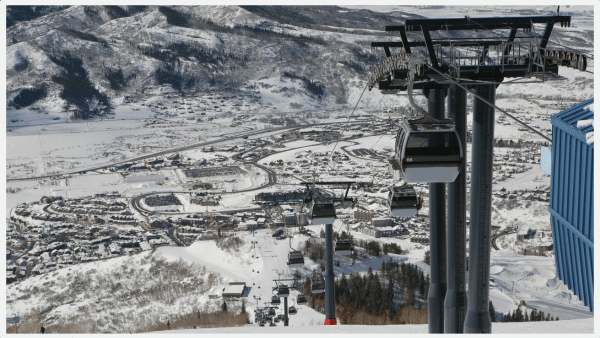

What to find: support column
left=284, top=297, right=289, bottom=326
left=445, top=83, right=468, bottom=333
left=324, top=223, right=336, bottom=325
left=427, top=88, right=447, bottom=333
left=464, top=84, right=495, bottom=333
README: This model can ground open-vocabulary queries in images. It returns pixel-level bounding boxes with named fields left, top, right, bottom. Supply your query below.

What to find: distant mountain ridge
left=6, top=6, right=593, bottom=121
left=7, top=5, right=418, bottom=119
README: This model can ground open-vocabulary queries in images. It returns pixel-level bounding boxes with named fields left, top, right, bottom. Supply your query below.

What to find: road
left=492, top=230, right=517, bottom=250
left=7, top=228, right=36, bottom=267
left=129, top=151, right=279, bottom=217
left=7, top=122, right=339, bottom=182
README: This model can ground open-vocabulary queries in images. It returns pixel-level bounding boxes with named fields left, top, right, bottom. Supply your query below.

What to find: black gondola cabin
left=395, top=117, right=462, bottom=183
left=296, top=293, right=307, bottom=305
left=309, top=199, right=336, bottom=225
left=311, top=280, right=325, bottom=294
left=287, top=251, right=304, bottom=268
left=277, top=284, right=290, bottom=298
left=334, top=237, right=353, bottom=256
left=388, top=185, right=422, bottom=217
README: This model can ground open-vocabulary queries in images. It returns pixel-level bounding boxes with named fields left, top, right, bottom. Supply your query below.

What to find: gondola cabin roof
left=288, top=251, right=304, bottom=268
left=278, top=284, right=290, bottom=297
left=309, top=199, right=336, bottom=224
left=391, top=186, right=417, bottom=196
left=402, top=116, right=455, bottom=132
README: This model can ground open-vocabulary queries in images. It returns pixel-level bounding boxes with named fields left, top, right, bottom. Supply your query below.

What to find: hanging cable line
left=427, top=66, right=552, bottom=143
left=324, top=83, right=368, bottom=166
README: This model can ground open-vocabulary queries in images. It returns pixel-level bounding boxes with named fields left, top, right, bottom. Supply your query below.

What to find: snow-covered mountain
left=7, top=5, right=424, bottom=118
left=7, top=5, right=594, bottom=122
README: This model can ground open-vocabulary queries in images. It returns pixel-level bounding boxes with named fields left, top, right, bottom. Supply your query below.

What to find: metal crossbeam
left=502, top=28, right=518, bottom=62
left=422, top=27, right=439, bottom=68
left=402, top=16, right=570, bottom=31
left=372, top=40, right=507, bottom=48
left=399, top=25, right=411, bottom=53
left=372, top=16, right=573, bottom=89
left=302, top=182, right=355, bottom=202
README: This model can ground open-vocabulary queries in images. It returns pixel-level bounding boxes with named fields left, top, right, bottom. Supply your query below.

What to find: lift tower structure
left=370, top=14, right=574, bottom=333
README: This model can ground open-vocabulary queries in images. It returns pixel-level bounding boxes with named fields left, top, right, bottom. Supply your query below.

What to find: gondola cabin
left=311, top=280, right=325, bottom=294
left=296, top=293, right=307, bottom=305
left=388, top=186, right=422, bottom=217
left=309, top=199, right=336, bottom=225
left=267, top=308, right=276, bottom=317
left=271, top=295, right=281, bottom=304
left=395, top=116, right=462, bottom=183
left=278, top=284, right=290, bottom=298
left=289, top=306, right=297, bottom=314
left=334, top=237, right=353, bottom=256
left=287, top=251, right=304, bottom=268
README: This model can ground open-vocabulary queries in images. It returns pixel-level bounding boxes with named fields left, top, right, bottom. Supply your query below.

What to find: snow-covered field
left=153, top=318, right=594, bottom=334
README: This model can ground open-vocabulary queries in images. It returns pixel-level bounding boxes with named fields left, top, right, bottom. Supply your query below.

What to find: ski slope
left=152, top=225, right=592, bottom=328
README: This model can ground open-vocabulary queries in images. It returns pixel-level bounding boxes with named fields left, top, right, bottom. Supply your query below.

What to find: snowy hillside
left=6, top=227, right=593, bottom=333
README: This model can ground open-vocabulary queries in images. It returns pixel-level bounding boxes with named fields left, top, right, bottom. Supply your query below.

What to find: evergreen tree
left=337, top=273, right=349, bottom=303
left=372, top=274, right=383, bottom=315
left=515, top=306, right=524, bottom=322
left=489, top=300, right=496, bottom=322
left=406, top=284, right=416, bottom=307
left=241, top=300, right=246, bottom=314
left=222, top=301, right=228, bottom=312
left=418, top=271, right=426, bottom=296
left=385, top=277, right=396, bottom=319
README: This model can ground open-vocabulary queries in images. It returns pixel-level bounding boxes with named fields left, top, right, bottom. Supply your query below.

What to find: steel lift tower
left=369, top=15, right=577, bottom=333
left=301, top=181, right=355, bottom=326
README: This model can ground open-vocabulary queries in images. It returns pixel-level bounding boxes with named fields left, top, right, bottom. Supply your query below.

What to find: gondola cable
left=426, top=66, right=553, bottom=143
left=322, top=82, right=369, bottom=178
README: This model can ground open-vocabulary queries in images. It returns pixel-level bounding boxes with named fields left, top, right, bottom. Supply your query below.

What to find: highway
left=7, top=122, right=339, bottom=182
left=126, top=131, right=385, bottom=218
left=129, top=163, right=278, bottom=217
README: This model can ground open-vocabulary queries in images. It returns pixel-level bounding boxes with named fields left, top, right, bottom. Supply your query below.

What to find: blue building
left=548, top=98, right=594, bottom=312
